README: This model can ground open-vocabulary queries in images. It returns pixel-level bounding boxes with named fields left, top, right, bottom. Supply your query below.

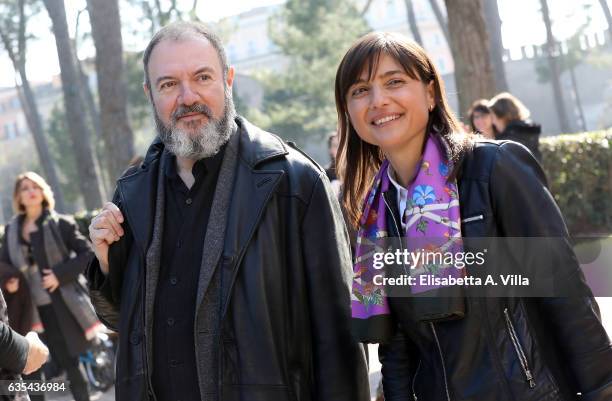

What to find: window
left=5, top=123, right=15, bottom=140
left=248, top=41, right=257, bottom=57
left=437, top=58, right=446, bottom=72
left=228, top=45, right=237, bottom=61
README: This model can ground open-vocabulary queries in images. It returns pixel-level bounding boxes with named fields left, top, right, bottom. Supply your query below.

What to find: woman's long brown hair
left=334, top=32, right=470, bottom=229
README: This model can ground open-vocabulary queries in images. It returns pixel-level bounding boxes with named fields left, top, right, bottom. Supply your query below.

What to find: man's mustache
left=172, top=103, right=213, bottom=122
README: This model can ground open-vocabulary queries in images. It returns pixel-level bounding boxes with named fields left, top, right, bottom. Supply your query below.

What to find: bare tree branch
left=360, top=0, right=374, bottom=17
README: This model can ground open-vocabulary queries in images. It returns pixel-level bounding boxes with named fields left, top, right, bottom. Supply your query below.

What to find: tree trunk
left=444, top=0, right=496, bottom=117
left=86, top=0, right=135, bottom=184
left=540, top=0, right=571, bottom=133
left=73, top=10, right=109, bottom=194
left=360, top=0, right=374, bottom=16
left=482, top=0, right=509, bottom=92
left=599, top=0, right=612, bottom=43
left=0, top=0, right=67, bottom=212
left=428, top=0, right=450, bottom=44
left=568, top=64, right=587, bottom=131
left=16, top=67, right=67, bottom=212
left=76, top=60, right=111, bottom=196
left=42, top=0, right=104, bottom=209
left=404, top=0, right=423, bottom=46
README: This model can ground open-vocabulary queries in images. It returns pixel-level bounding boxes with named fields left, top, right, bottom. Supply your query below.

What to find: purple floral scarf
left=351, top=134, right=465, bottom=343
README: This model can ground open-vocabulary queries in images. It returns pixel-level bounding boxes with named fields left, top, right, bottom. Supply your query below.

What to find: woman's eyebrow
left=352, top=69, right=405, bottom=85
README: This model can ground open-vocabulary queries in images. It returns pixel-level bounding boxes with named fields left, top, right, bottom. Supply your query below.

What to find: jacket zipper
left=411, top=359, right=422, bottom=401
left=384, top=194, right=449, bottom=400
left=461, top=214, right=484, bottom=223
left=503, top=308, right=537, bottom=389
left=431, top=323, right=451, bottom=401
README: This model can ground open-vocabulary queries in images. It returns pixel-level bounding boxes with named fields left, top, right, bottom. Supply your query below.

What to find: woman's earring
left=429, top=104, right=434, bottom=112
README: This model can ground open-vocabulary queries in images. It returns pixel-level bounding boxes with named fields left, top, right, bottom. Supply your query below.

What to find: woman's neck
left=383, top=133, right=427, bottom=188
left=24, top=205, right=43, bottom=223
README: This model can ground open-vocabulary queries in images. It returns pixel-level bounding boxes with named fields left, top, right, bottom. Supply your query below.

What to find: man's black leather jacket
left=87, top=118, right=370, bottom=401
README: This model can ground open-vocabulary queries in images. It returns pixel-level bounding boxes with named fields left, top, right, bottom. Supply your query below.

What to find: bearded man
left=85, top=22, right=369, bottom=401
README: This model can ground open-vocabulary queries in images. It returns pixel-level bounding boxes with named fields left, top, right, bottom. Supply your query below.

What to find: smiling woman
left=336, top=31, right=612, bottom=401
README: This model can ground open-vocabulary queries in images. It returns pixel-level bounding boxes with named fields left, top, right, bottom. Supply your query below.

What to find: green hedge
left=1, top=131, right=610, bottom=240
left=540, top=129, right=612, bottom=237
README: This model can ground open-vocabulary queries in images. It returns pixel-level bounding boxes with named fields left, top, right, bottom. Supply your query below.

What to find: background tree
left=404, top=0, right=423, bottom=46
left=536, top=17, right=592, bottom=132
left=42, top=0, right=104, bottom=209
left=0, top=0, right=66, bottom=211
left=46, top=104, right=81, bottom=205
left=125, top=51, right=151, bottom=129
left=599, top=0, right=612, bottom=42
left=428, top=0, right=449, bottom=44
left=444, top=0, right=496, bottom=117
left=539, top=0, right=571, bottom=133
left=251, top=0, right=369, bottom=144
left=482, top=0, right=509, bottom=92
left=72, top=8, right=110, bottom=194
left=128, top=0, right=200, bottom=36
left=87, top=0, right=135, bottom=184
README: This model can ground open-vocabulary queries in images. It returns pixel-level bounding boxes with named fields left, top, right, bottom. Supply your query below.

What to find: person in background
left=326, top=132, right=340, bottom=182
left=489, top=92, right=542, bottom=161
left=467, top=99, right=496, bottom=139
left=335, top=31, right=612, bottom=401
left=0, top=287, right=49, bottom=401
left=1, top=270, right=44, bottom=401
left=0, top=172, right=99, bottom=401
left=325, top=132, right=342, bottom=197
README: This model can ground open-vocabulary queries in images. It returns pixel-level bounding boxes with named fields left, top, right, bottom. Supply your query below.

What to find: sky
left=0, top=0, right=608, bottom=88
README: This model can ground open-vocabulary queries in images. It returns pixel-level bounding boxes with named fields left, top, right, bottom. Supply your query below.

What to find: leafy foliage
left=125, top=50, right=151, bottom=129
left=541, top=130, right=612, bottom=236
left=46, top=104, right=82, bottom=205
left=250, top=0, right=369, bottom=144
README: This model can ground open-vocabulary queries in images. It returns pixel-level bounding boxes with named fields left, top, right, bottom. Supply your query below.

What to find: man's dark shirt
left=152, top=147, right=224, bottom=401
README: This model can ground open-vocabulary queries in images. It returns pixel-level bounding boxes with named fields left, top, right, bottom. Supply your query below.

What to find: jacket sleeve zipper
left=503, top=308, right=537, bottom=389
left=412, top=358, right=422, bottom=401
left=430, top=323, right=451, bottom=401
left=461, top=214, right=484, bottom=223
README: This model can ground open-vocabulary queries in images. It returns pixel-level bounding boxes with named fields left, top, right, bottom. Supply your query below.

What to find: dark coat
left=497, top=120, right=542, bottom=161
left=1, top=270, right=33, bottom=336
left=0, top=289, right=29, bottom=375
left=0, top=212, right=95, bottom=357
left=379, top=140, right=612, bottom=401
left=86, top=118, right=370, bottom=401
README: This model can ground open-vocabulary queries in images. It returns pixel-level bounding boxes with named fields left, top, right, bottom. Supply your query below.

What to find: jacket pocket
left=222, top=384, right=293, bottom=401
left=503, top=307, right=537, bottom=389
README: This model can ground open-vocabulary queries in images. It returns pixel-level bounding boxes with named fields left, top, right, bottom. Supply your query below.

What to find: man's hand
left=41, top=270, right=59, bottom=292
left=89, top=202, right=125, bottom=274
left=23, top=332, right=49, bottom=375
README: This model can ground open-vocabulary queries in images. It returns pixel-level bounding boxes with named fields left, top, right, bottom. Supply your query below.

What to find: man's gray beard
left=154, top=91, right=236, bottom=160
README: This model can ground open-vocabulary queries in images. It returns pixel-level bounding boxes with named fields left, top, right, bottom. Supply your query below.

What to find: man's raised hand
left=89, top=202, right=124, bottom=274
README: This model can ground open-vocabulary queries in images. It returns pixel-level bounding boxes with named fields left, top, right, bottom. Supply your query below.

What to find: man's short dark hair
left=142, top=21, right=229, bottom=90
